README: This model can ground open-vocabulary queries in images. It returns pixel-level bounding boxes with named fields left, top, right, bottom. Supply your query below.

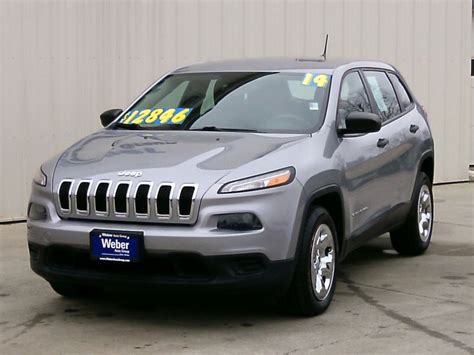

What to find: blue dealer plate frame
left=90, top=229, right=144, bottom=263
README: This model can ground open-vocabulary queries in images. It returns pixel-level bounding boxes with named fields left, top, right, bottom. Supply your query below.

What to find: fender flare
left=294, top=184, right=346, bottom=260
left=411, top=150, right=435, bottom=201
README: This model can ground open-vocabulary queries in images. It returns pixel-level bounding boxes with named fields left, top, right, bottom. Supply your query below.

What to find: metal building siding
left=0, top=0, right=471, bottom=220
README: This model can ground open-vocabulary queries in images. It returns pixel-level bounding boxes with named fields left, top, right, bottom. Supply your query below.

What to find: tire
left=285, top=207, right=338, bottom=316
left=50, top=282, right=101, bottom=298
left=390, top=172, right=434, bottom=256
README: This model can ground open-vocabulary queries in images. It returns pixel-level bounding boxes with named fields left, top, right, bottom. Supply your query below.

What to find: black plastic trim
left=29, top=243, right=295, bottom=293
left=298, top=184, right=346, bottom=258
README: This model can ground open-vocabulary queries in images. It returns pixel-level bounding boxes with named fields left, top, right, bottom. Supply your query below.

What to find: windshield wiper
left=114, top=122, right=143, bottom=130
left=191, top=126, right=262, bottom=133
left=113, top=123, right=262, bottom=132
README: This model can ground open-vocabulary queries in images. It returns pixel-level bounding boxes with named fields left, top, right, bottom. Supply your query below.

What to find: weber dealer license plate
left=90, top=229, right=144, bottom=263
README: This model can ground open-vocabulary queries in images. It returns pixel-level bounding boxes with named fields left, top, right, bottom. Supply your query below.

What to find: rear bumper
left=29, top=243, right=295, bottom=293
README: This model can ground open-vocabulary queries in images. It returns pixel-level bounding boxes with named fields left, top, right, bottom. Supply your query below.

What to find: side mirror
left=100, top=109, right=123, bottom=127
left=338, top=111, right=382, bottom=135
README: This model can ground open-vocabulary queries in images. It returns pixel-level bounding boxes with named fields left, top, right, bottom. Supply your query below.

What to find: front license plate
left=90, top=229, right=144, bottom=263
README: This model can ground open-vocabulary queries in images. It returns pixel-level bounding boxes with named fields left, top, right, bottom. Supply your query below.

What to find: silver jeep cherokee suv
left=28, top=58, right=434, bottom=316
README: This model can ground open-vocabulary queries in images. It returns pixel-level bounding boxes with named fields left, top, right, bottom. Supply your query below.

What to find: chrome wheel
left=417, top=184, right=432, bottom=242
left=310, top=224, right=335, bottom=301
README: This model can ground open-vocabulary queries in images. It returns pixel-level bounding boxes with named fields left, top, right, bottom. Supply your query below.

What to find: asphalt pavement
left=0, top=183, right=473, bottom=354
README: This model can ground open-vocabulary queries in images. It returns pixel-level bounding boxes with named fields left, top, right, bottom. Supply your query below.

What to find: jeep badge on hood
left=118, top=170, right=142, bottom=178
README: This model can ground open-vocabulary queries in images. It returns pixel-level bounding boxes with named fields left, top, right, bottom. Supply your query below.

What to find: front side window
left=113, top=72, right=332, bottom=133
left=364, top=71, right=401, bottom=121
left=387, top=73, right=412, bottom=111
left=337, top=71, right=372, bottom=124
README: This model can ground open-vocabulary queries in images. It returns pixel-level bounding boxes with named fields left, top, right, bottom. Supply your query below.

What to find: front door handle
left=410, top=124, right=419, bottom=133
left=377, top=138, right=389, bottom=148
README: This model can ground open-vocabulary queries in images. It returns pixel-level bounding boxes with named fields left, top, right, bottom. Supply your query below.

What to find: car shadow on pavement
left=47, top=235, right=404, bottom=326
left=340, top=234, right=400, bottom=268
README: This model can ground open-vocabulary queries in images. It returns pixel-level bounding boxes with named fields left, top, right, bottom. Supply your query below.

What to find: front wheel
left=390, top=172, right=434, bottom=255
left=285, top=207, right=338, bottom=316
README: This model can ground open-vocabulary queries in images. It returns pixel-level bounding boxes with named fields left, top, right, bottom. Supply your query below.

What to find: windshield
left=112, top=71, right=332, bottom=133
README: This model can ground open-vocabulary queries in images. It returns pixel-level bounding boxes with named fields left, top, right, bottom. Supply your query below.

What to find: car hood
left=53, top=130, right=308, bottom=189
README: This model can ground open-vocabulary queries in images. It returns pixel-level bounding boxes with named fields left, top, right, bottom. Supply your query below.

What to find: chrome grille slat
left=75, top=180, right=92, bottom=215
left=134, top=182, right=152, bottom=218
left=178, top=184, right=198, bottom=218
left=93, top=180, right=111, bottom=216
left=56, top=179, right=198, bottom=224
left=156, top=183, right=174, bottom=219
left=113, top=182, right=131, bottom=217
left=58, top=179, right=74, bottom=213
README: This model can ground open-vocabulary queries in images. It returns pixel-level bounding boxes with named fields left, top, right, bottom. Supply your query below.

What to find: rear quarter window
left=387, top=73, right=412, bottom=111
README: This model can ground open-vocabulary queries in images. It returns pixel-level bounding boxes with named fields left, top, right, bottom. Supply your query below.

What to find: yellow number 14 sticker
left=302, top=73, right=330, bottom=88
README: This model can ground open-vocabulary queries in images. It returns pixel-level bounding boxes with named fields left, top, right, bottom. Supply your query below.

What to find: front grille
left=56, top=179, right=198, bottom=224
left=156, top=184, right=173, bottom=216
left=178, top=185, right=197, bottom=217
left=75, top=181, right=91, bottom=214
left=58, top=180, right=73, bottom=211
left=94, top=181, right=110, bottom=214
left=135, top=183, right=151, bottom=215
left=114, top=182, right=130, bottom=215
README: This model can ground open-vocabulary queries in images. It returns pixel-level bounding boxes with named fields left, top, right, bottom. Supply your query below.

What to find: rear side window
left=364, top=71, right=401, bottom=121
left=388, top=73, right=412, bottom=110
left=337, top=71, right=372, bottom=124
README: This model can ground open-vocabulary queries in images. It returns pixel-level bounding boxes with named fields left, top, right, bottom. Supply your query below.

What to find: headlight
left=33, top=166, right=47, bottom=187
left=219, top=167, right=295, bottom=194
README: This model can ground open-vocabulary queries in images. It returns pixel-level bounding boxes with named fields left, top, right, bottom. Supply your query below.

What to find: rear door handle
left=377, top=138, right=389, bottom=148
left=410, top=124, right=419, bottom=133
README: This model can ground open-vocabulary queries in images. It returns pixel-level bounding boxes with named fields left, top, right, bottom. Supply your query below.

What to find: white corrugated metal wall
left=0, top=0, right=471, bottom=221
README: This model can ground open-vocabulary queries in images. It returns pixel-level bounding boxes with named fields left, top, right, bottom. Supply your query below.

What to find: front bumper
left=29, top=243, right=295, bottom=292
left=28, top=178, right=306, bottom=261
left=27, top=176, right=306, bottom=291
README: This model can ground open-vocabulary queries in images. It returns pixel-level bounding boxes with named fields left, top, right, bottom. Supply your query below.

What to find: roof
left=173, top=57, right=394, bottom=73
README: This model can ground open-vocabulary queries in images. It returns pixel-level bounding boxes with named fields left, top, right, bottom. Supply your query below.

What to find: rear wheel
left=286, top=207, right=338, bottom=316
left=390, top=172, right=434, bottom=255
left=50, top=282, right=101, bottom=298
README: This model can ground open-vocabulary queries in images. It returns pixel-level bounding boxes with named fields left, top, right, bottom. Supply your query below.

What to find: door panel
left=382, top=110, right=419, bottom=205
left=335, top=70, right=388, bottom=234
left=362, top=70, right=409, bottom=210
left=387, top=72, right=422, bottom=203
left=337, top=131, right=394, bottom=233
left=337, top=69, right=414, bottom=237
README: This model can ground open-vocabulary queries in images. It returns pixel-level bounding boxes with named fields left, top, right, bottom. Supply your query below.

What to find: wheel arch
left=419, top=152, right=434, bottom=184
left=299, top=185, right=346, bottom=258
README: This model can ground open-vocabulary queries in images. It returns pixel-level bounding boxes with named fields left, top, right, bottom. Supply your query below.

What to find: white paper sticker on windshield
left=309, top=102, right=319, bottom=110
